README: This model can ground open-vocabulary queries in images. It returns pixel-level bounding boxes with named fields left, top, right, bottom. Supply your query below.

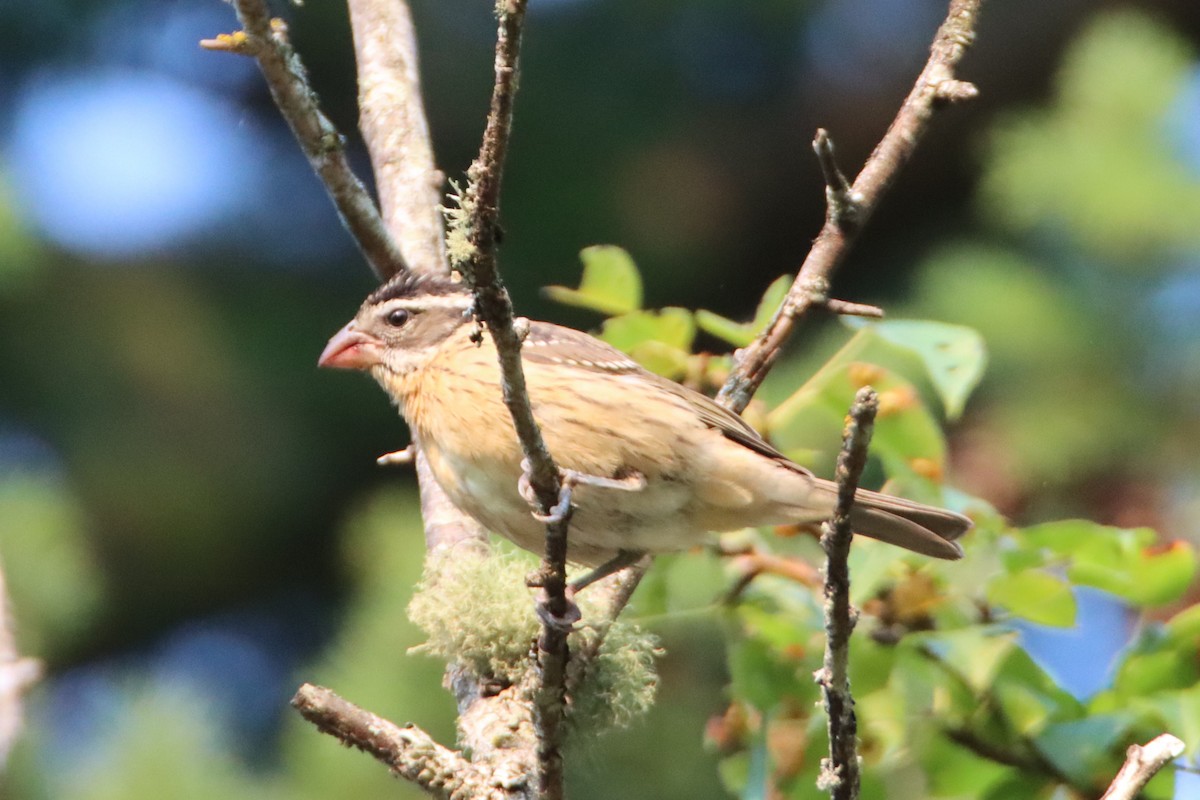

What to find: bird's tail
left=808, top=479, right=971, bottom=560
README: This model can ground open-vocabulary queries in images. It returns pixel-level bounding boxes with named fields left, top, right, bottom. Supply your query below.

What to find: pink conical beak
left=318, top=323, right=383, bottom=370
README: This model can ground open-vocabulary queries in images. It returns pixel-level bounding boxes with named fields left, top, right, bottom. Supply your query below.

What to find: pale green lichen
left=408, top=548, right=539, bottom=682
left=408, top=547, right=660, bottom=733
left=441, top=179, right=478, bottom=271
left=565, top=618, right=660, bottom=732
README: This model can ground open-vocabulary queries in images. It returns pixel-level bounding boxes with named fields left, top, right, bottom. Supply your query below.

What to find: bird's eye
left=385, top=308, right=410, bottom=327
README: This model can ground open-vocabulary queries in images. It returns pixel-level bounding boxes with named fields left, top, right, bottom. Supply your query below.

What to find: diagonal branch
left=815, top=387, right=877, bottom=800
left=292, top=683, right=513, bottom=800
left=717, top=0, right=984, bottom=414
left=1100, top=734, right=1185, bottom=800
left=204, top=0, right=407, bottom=280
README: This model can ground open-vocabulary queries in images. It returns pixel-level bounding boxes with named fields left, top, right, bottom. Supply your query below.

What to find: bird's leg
left=569, top=550, right=649, bottom=594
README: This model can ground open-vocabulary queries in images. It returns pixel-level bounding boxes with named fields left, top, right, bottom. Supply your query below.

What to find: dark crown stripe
left=367, top=272, right=470, bottom=306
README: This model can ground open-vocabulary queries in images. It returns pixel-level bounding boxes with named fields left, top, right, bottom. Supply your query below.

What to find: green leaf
left=695, top=275, right=791, bottom=347
left=1114, top=648, right=1199, bottom=696
left=1166, top=604, right=1200, bottom=645
left=981, top=772, right=1055, bottom=800
left=915, top=627, right=1018, bottom=695
left=1019, top=521, right=1196, bottom=607
left=599, top=307, right=695, bottom=351
left=993, top=681, right=1057, bottom=736
left=1068, top=533, right=1196, bottom=607
left=846, top=319, right=987, bottom=419
left=921, top=732, right=1012, bottom=797
left=1144, top=685, right=1200, bottom=757
left=1020, top=519, right=1110, bottom=555
left=768, top=359, right=946, bottom=483
left=627, top=341, right=691, bottom=379
left=986, top=570, right=1077, bottom=627
left=1034, top=714, right=1134, bottom=787
left=543, top=245, right=642, bottom=314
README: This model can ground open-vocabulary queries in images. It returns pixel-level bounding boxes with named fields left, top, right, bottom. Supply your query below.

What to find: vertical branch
left=717, top=0, right=984, bottom=414
left=451, top=3, right=572, bottom=798
left=340, top=0, right=486, bottom=551
left=347, top=0, right=447, bottom=276
left=0, top=554, right=42, bottom=770
left=816, top=387, right=878, bottom=800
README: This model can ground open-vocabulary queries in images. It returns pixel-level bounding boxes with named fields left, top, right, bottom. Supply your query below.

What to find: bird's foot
left=534, top=586, right=582, bottom=633
left=518, top=460, right=647, bottom=523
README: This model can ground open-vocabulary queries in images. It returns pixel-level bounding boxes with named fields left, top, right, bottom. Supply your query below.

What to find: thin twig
left=717, top=0, right=984, bottom=413
left=451, top=3, right=571, bottom=798
left=723, top=547, right=823, bottom=603
left=291, top=683, right=513, bottom=800
left=815, top=387, right=877, bottom=800
left=206, top=1, right=407, bottom=280
left=1100, top=734, right=1185, bottom=800
left=346, top=0, right=447, bottom=276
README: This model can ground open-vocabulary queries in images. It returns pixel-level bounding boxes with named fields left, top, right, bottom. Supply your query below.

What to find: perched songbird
left=319, top=272, right=970, bottom=577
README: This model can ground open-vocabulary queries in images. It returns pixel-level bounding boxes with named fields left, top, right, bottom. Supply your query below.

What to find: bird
left=319, top=271, right=971, bottom=584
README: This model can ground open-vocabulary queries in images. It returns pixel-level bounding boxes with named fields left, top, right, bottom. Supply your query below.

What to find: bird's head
left=318, top=272, right=473, bottom=383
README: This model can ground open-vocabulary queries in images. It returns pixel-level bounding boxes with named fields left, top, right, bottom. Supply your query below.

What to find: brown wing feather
left=521, top=322, right=795, bottom=463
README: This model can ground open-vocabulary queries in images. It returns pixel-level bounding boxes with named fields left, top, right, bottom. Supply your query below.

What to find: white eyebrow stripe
left=382, top=296, right=473, bottom=310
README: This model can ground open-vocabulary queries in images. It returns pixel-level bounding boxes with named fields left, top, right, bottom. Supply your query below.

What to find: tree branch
left=346, top=0, right=446, bottom=276
left=1100, top=734, right=1185, bottom=800
left=203, top=1, right=407, bottom=280
left=338, top=0, right=489, bottom=553
left=0, top=553, right=41, bottom=770
left=292, top=683, right=516, bottom=800
left=717, top=0, right=984, bottom=414
left=448, top=4, right=571, bottom=798
left=815, top=387, right=877, bottom=800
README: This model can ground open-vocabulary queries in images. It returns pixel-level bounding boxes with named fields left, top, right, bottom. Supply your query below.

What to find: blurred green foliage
left=545, top=243, right=1196, bottom=799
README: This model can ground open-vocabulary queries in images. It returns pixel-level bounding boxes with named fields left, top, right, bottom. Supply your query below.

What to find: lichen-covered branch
left=717, top=0, right=984, bottom=413
left=203, top=0, right=407, bottom=281
left=292, top=683, right=520, bottom=800
left=815, top=387, right=878, bottom=800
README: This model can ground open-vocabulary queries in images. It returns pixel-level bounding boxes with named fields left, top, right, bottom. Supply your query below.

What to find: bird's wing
left=665, top=380, right=795, bottom=463
left=520, top=322, right=645, bottom=374
left=521, top=322, right=799, bottom=467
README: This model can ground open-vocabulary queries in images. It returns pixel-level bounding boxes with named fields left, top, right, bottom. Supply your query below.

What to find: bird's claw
left=519, top=459, right=647, bottom=524
left=535, top=587, right=582, bottom=633
left=518, top=458, right=574, bottom=525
